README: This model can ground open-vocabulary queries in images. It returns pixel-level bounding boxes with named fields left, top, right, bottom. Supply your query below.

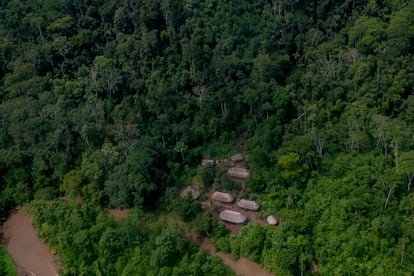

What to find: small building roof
left=237, top=199, right=260, bottom=211
left=211, top=191, right=235, bottom=203
left=180, top=186, right=200, bottom=200
left=202, top=159, right=215, bottom=166
left=227, top=167, right=250, bottom=178
left=267, top=215, right=278, bottom=225
left=231, top=154, right=244, bottom=162
left=219, top=210, right=248, bottom=224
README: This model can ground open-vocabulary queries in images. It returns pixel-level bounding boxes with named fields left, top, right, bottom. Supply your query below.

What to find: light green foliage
left=239, top=224, right=266, bottom=262
left=0, top=245, right=17, bottom=276
left=26, top=200, right=232, bottom=275
left=277, top=152, right=304, bottom=182
left=61, top=169, right=84, bottom=198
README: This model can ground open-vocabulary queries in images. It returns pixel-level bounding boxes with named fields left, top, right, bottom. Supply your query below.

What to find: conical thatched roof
left=211, top=191, right=235, bottom=203
left=230, top=154, right=244, bottom=162
left=267, top=215, right=278, bottom=225
left=227, top=167, right=250, bottom=178
left=237, top=199, right=260, bottom=211
left=219, top=210, right=248, bottom=224
left=180, top=186, right=200, bottom=200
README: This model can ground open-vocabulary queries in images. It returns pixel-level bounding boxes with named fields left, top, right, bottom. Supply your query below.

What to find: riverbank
left=1, top=207, right=61, bottom=276
left=0, top=244, right=17, bottom=276
left=189, top=231, right=274, bottom=276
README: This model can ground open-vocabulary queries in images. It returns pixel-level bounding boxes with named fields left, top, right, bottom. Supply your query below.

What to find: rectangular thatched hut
left=211, top=191, right=235, bottom=203
left=202, top=159, right=215, bottom=166
left=237, top=199, right=260, bottom=211
left=230, top=153, right=244, bottom=162
left=227, top=167, right=250, bottom=178
left=180, top=186, right=201, bottom=200
left=219, top=210, right=248, bottom=224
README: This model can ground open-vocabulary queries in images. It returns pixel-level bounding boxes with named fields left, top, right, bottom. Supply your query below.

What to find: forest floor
left=108, top=208, right=129, bottom=220
left=201, top=189, right=269, bottom=234
left=1, top=207, right=63, bottom=276
left=200, top=152, right=273, bottom=234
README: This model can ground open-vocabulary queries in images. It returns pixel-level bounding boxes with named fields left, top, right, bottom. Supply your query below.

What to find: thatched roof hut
left=211, top=191, right=235, bottom=203
left=227, top=167, right=250, bottom=178
left=180, top=186, right=200, bottom=200
left=231, top=154, right=244, bottom=162
left=202, top=159, right=215, bottom=166
left=267, top=215, right=278, bottom=226
left=219, top=210, right=248, bottom=224
left=237, top=199, right=260, bottom=211
left=215, top=160, right=235, bottom=169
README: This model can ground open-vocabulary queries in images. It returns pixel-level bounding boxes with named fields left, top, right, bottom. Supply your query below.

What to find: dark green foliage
left=197, top=165, right=215, bottom=187
left=1, top=0, right=414, bottom=275
left=174, top=194, right=202, bottom=222
left=213, top=170, right=239, bottom=193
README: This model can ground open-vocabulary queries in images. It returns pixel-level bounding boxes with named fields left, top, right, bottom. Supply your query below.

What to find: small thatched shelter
left=227, top=167, right=250, bottom=178
left=231, top=154, right=244, bottom=162
left=267, top=215, right=278, bottom=226
left=237, top=199, right=260, bottom=211
left=180, top=186, right=200, bottom=200
left=202, top=159, right=215, bottom=166
left=211, top=191, right=235, bottom=203
left=219, top=210, right=248, bottom=224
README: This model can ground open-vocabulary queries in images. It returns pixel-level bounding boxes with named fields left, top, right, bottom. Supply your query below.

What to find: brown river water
left=189, top=232, right=275, bottom=276
left=2, top=208, right=60, bottom=276
left=2, top=207, right=274, bottom=276
left=199, top=237, right=274, bottom=276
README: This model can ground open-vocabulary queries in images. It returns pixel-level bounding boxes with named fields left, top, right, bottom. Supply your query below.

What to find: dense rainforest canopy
left=1, top=0, right=414, bottom=275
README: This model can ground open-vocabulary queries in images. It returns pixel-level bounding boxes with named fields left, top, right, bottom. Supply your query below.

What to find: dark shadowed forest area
left=1, top=0, right=414, bottom=275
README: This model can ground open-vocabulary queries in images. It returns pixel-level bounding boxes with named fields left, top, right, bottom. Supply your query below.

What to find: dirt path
left=189, top=232, right=274, bottom=276
left=2, top=208, right=61, bottom=276
left=108, top=208, right=129, bottom=220
left=201, top=193, right=268, bottom=234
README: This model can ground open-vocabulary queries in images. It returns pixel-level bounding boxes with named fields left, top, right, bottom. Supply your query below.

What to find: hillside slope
left=0, top=0, right=414, bottom=274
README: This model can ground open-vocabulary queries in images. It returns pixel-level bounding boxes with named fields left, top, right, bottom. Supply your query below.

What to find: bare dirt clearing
left=108, top=208, right=129, bottom=220
left=201, top=190, right=268, bottom=234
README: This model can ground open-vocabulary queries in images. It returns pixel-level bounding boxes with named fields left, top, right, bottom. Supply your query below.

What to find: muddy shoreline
left=2, top=206, right=274, bottom=276
left=189, top=232, right=275, bottom=276
left=1, top=207, right=61, bottom=276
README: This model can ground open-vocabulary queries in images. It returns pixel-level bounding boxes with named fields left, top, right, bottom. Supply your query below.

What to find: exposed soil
left=58, top=196, right=129, bottom=220
left=108, top=208, right=129, bottom=220
left=189, top=232, right=274, bottom=276
left=197, top=187, right=277, bottom=275
left=201, top=153, right=272, bottom=234
left=57, top=196, right=84, bottom=204
left=1, top=207, right=62, bottom=276
left=201, top=190, right=268, bottom=234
